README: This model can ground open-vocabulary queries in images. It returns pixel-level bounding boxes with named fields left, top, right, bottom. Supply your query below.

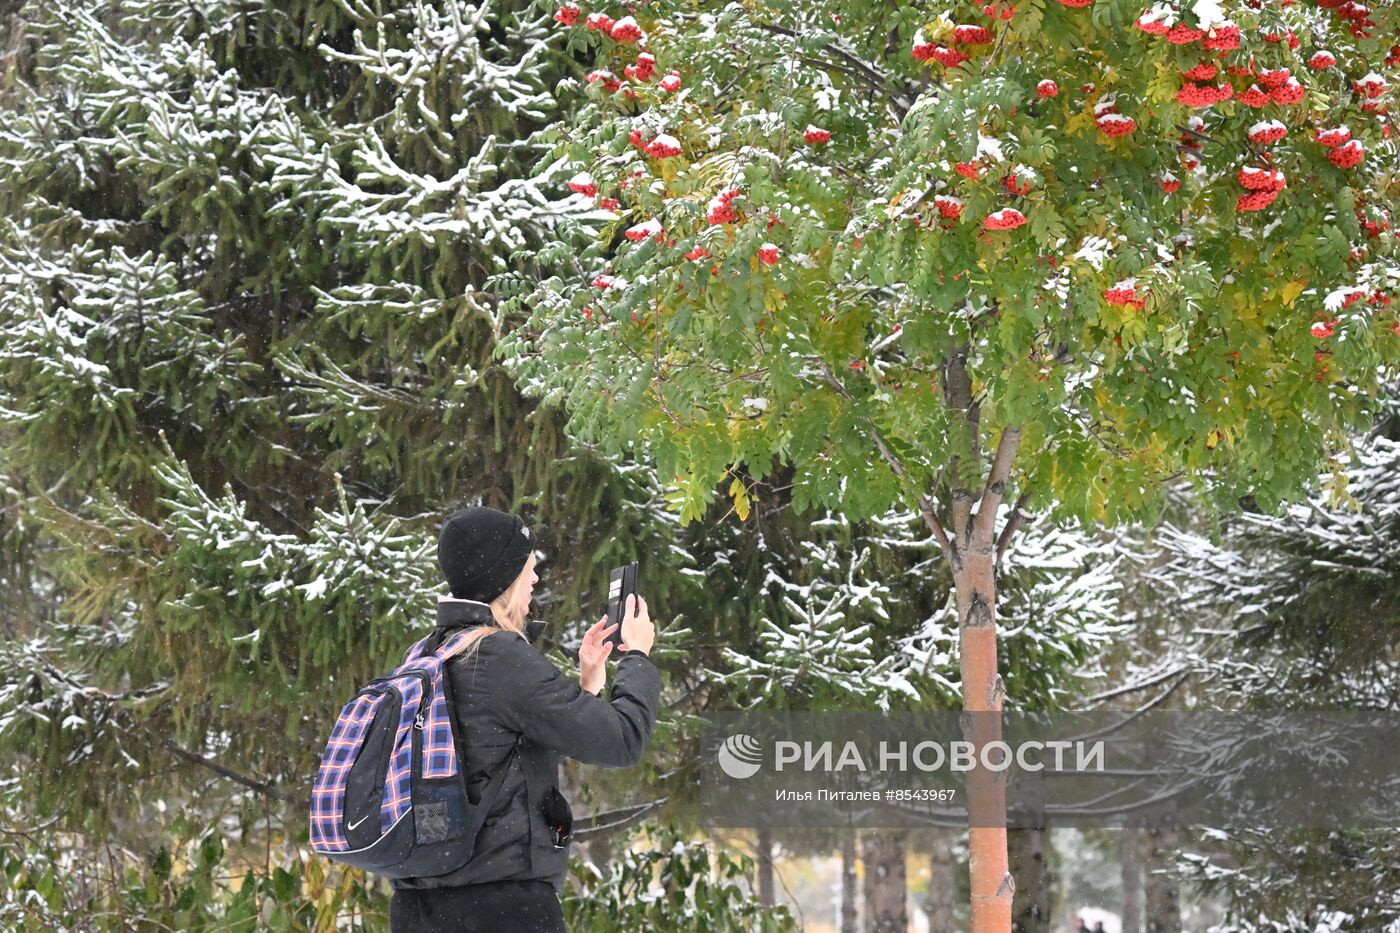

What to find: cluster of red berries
left=1354, top=73, right=1388, bottom=99
left=1359, top=209, right=1392, bottom=238
left=625, top=218, right=664, bottom=242
left=1239, top=166, right=1286, bottom=190
left=1327, top=139, right=1365, bottom=169
left=1136, top=11, right=1241, bottom=50
left=1159, top=172, right=1181, bottom=193
left=567, top=171, right=597, bottom=197
left=981, top=2, right=1016, bottom=19
left=1037, top=79, right=1059, bottom=99
left=1057, top=0, right=1093, bottom=7
left=1201, top=24, right=1241, bottom=49
left=1261, top=27, right=1300, bottom=49
left=1182, top=62, right=1218, bottom=81
left=1317, top=0, right=1376, bottom=38
left=1237, top=84, right=1269, bottom=107
left=935, top=195, right=965, bottom=221
left=1104, top=281, right=1147, bottom=309
left=1311, top=317, right=1339, bottom=339
left=584, top=46, right=675, bottom=99
left=953, top=24, right=994, bottom=44
left=804, top=125, right=832, bottom=145
left=955, top=161, right=982, bottom=179
left=913, top=38, right=970, bottom=68
left=623, top=52, right=656, bottom=82
left=1002, top=171, right=1034, bottom=196
left=706, top=188, right=742, bottom=224
left=611, top=15, right=643, bottom=41
left=574, top=10, right=643, bottom=42
left=1237, top=165, right=1286, bottom=211
left=641, top=132, right=681, bottom=158
left=983, top=208, right=1027, bottom=230
left=1315, top=126, right=1352, bottom=147
left=1270, top=77, right=1307, bottom=104
left=1307, top=50, right=1337, bottom=69
left=758, top=243, right=782, bottom=266
left=586, top=69, right=621, bottom=92
left=1165, top=24, right=1203, bottom=44
left=1177, top=81, right=1233, bottom=107
left=1247, top=120, right=1288, bottom=144
left=1097, top=112, right=1137, bottom=137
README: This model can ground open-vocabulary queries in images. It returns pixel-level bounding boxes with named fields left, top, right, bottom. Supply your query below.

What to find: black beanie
left=437, top=506, right=534, bottom=603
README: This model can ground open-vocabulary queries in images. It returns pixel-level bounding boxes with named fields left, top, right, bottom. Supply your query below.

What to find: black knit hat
left=437, top=506, right=534, bottom=603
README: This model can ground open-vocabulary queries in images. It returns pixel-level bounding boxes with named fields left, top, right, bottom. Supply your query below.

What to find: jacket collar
left=436, top=596, right=547, bottom=645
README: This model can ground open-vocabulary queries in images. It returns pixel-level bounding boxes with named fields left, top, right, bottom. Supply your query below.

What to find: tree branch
left=1085, top=665, right=1191, bottom=705
left=571, top=797, right=669, bottom=838
left=942, top=346, right=980, bottom=546
left=32, top=656, right=295, bottom=803
left=754, top=22, right=915, bottom=120
left=994, top=491, right=1033, bottom=567
left=803, top=356, right=953, bottom=556
left=971, top=425, right=1022, bottom=549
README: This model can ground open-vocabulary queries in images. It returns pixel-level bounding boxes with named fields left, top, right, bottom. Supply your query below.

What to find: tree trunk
left=861, top=828, right=909, bottom=933
left=1008, top=827, right=1051, bottom=933
left=916, top=356, right=1021, bottom=932
left=1144, top=826, right=1181, bottom=933
left=924, top=828, right=957, bottom=932
left=956, top=548, right=1014, bottom=933
left=842, top=832, right=859, bottom=933
left=1121, top=827, right=1142, bottom=933
left=755, top=826, right=775, bottom=907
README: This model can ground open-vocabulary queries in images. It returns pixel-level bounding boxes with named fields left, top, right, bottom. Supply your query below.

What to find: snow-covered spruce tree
left=499, top=2, right=1399, bottom=929
left=0, top=0, right=748, bottom=925
left=1109, top=379, right=1400, bottom=930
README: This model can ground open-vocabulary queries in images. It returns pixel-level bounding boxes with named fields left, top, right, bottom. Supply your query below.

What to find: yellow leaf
left=886, top=187, right=910, bottom=219
left=925, top=14, right=956, bottom=41
left=729, top=476, right=751, bottom=520
left=1206, top=429, right=1220, bottom=449
left=1281, top=280, right=1307, bottom=307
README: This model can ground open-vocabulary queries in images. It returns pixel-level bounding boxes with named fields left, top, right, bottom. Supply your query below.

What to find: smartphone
left=605, top=561, right=639, bottom=650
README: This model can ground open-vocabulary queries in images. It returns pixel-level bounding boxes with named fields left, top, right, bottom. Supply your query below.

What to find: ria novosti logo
left=717, top=733, right=764, bottom=779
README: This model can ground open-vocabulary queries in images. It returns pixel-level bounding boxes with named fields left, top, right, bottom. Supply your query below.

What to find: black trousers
left=389, top=880, right=567, bottom=932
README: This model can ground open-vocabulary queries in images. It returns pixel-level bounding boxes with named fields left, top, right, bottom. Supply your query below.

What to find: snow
left=975, top=133, right=1005, bottom=163
left=1323, top=286, right=1364, bottom=311
left=300, top=577, right=329, bottom=601
left=1137, top=3, right=1177, bottom=26
left=1191, top=0, right=1228, bottom=27
left=1072, top=236, right=1115, bottom=271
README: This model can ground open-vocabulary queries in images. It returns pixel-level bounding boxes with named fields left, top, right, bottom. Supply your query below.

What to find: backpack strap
left=410, top=627, right=523, bottom=855
left=400, top=633, right=434, bottom=666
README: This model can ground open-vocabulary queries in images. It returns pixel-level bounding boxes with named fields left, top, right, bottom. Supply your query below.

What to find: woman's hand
left=578, top=615, right=618, bottom=695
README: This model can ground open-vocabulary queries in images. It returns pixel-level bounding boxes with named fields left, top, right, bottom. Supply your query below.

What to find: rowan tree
left=500, top=1, right=1400, bottom=929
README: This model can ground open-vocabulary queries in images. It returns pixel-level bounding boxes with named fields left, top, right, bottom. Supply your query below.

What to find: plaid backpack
left=309, top=628, right=522, bottom=878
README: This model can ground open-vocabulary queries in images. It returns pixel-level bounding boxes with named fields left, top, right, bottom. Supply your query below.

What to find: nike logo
left=347, top=814, right=371, bottom=831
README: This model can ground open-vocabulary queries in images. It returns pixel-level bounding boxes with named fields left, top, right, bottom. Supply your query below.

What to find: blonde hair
left=440, top=563, right=531, bottom=665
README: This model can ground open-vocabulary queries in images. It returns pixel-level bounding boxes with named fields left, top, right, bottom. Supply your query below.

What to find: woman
left=389, top=505, right=660, bottom=932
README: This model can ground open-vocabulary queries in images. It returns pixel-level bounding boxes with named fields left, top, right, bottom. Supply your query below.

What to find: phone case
left=605, top=561, right=639, bottom=650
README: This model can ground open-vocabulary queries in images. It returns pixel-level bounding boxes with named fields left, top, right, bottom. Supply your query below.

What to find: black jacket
left=390, top=598, right=661, bottom=894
